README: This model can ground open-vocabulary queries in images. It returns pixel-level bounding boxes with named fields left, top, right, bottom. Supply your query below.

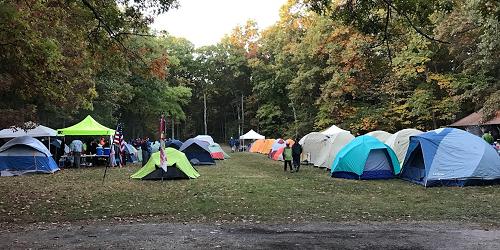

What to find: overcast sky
left=150, top=0, right=287, bottom=48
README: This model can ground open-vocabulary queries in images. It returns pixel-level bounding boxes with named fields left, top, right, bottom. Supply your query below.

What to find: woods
left=0, top=0, right=498, bottom=140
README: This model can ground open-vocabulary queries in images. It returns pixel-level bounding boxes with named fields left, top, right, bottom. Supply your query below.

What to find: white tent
left=321, top=125, right=350, bottom=135
left=0, top=125, right=57, bottom=138
left=300, top=132, right=354, bottom=168
left=240, top=129, right=265, bottom=140
left=384, top=129, right=423, bottom=166
left=366, top=130, right=393, bottom=142
left=194, top=135, right=215, bottom=145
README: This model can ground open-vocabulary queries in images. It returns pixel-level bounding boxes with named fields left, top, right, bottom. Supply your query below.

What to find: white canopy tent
left=0, top=124, right=58, bottom=151
left=240, top=129, right=265, bottom=140
left=0, top=125, right=57, bottom=138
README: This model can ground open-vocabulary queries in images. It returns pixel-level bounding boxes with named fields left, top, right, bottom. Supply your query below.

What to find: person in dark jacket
left=291, top=140, right=302, bottom=172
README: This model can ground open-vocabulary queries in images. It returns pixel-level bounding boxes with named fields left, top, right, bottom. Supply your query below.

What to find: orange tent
left=259, top=139, right=275, bottom=154
left=249, top=139, right=265, bottom=153
left=285, top=139, right=295, bottom=146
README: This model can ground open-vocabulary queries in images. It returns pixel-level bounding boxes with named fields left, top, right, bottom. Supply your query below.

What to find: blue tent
left=165, top=139, right=183, bottom=150
left=401, top=128, right=500, bottom=187
left=331, top=135, right=400, bottom=179
left=179, top=138, right=215, bottom=165
left=0, top=136, right=59, bottom=176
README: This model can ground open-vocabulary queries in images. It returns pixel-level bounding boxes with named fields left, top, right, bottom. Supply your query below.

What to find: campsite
left=1, top=0, right=500, bottom=248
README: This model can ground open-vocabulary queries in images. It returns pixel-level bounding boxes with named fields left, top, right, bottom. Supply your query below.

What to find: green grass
left=1, top=151, right=500, bottom=225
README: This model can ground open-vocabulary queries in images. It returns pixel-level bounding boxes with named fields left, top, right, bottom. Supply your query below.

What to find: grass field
left=1, top=151, right=500, bottom=225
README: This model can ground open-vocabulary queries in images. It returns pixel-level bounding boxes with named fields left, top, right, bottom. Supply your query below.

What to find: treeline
left=1, top=0, right=498, bottom=141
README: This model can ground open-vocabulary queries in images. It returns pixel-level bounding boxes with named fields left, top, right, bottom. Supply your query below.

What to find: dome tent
left=194, top=135, right=215, bottom=145
left=131, top=148, right=200, bottom=180
left=179, top=139, right=215, bottom=165
left=384, top=129, right=423, bottom=167
left=400, top=128, right=500, bottom=187
left=208, top=143, right=230, bottom=160
left=366, top=130, right=392, bottom=143
left=165, top=139, right=183, bottom=150
left=331, top=135, right=400, bottom=179
left=0, top=136, right=59, bottom=176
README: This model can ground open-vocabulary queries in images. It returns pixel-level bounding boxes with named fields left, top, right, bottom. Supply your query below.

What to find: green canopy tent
left=131, top=147, right=200, bottom=180
left=57, top=115, right=115, bottom=136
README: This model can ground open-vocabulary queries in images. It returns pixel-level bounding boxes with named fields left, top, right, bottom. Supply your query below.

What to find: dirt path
left=1, top=221, right=499, bottom=249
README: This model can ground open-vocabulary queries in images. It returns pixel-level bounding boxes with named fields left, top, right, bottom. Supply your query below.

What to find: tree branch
left=381, top=0, right=451, bottom=44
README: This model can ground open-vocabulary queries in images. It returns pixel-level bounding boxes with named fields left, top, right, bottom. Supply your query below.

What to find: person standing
left=291, top=140, right=302, bottom=172
left=282, top=143, right=293, bottom=172
left=69, top=139, right=83, bottom=168
left=229, top=137, right=236, bottom=153
left=140, top=138, right=149, bottom=166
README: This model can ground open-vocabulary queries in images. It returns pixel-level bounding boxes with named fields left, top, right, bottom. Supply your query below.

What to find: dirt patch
left=1, top=221, right=499, bottom=249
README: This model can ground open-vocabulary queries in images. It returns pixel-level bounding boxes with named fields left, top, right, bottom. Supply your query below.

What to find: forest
left=0, top=0, right=498, bottom=141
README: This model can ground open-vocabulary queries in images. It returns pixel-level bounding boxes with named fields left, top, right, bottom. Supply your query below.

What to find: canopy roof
left=450, top=110, right=500, bottom=126
left=240, top=129, right=265, bottom=140
left=0, top=124, right=57, bottom=138
left=57, top=115, right=115, bottom=136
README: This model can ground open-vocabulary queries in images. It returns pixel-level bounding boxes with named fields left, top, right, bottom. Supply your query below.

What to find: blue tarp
left=401, top=128, right=500, bottom=187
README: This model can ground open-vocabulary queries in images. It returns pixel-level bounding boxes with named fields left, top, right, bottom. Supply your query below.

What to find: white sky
left=150, top=0, right=287, bottom=48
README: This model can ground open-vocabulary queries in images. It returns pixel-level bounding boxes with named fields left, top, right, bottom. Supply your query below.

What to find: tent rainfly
left=240, top=129, right=265, bottom=140
left=57, top=115, right=115, bottom=136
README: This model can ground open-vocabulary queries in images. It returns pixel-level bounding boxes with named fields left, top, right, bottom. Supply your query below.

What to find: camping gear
left=0, top=136, right=59, bottom=176
left=165, top=139, right=183, bottom=150
left=400, top=128, right=500, bottom=187
left=331, top=135, right=400, bottom=179
left=179, top=139, right=215, bottom=165
left=366, top=130, right=393, bottom=143
left=131, top=148, right=200, bottom=180
left=270, top=139, right=286, bottom=158
left=321, top=125, right=350, bottom=135
left=96, top=147, right=104, bottom=156
left=208, top=143, right=230, bottom=160
left=384, top=129, right=423, bottom=167
left=194, top=135, right=215, bottom=145
left=57, top=115, right=115, bottom=136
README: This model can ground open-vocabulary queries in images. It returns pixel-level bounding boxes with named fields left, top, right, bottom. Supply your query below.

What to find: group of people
left=282, top=140, right=302, bottom=173
left=228, top=137, right=240, bottom=153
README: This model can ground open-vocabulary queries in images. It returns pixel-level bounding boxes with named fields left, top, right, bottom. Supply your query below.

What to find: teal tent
left=331, top=135, right=400, bottom=179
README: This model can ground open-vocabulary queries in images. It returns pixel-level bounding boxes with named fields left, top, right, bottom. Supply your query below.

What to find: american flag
left=113, top=123, right=126, bottom=152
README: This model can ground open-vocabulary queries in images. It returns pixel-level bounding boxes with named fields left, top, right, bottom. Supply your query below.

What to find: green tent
left=131, top=147, right=200, bottom=180
left=57, top=115, right=115, bottom=136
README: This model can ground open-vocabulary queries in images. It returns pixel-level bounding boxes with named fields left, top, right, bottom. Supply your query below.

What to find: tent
left=366, top=130, right=393, bottom=142
left=400, top=128, right=500, bottom=187
left=299, top=132, right=354, bottom=168
left=179, top=139, right=215, bottom=165
left=194, top=135, right=215, bottom=145
left=240, top=129, right=265, bottom=140
left=0, top=136, right=59, bottom=176
left=331, top=135, right=400, bottom=179
left=124, top=143, right=139, bottom=163
left=321, top=125, right=350, bottom=135
left=131, top=148, right=200, bottom=180
left=249, top=139, right=265, bottom=153
left=384, top=129, right=423, bottom=167
left=57, top=115, right=115, bottom=136
left=0, top=124, right=57, bottom=138
left=270, top=139, right=286, bottom=158
left=259, top=139, right=275, bottom=154
left=208, top=143, right=230, bottom=160
left=151, top=141, right=160, bottom=153
left=165, top=139, right=183, bottom=150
